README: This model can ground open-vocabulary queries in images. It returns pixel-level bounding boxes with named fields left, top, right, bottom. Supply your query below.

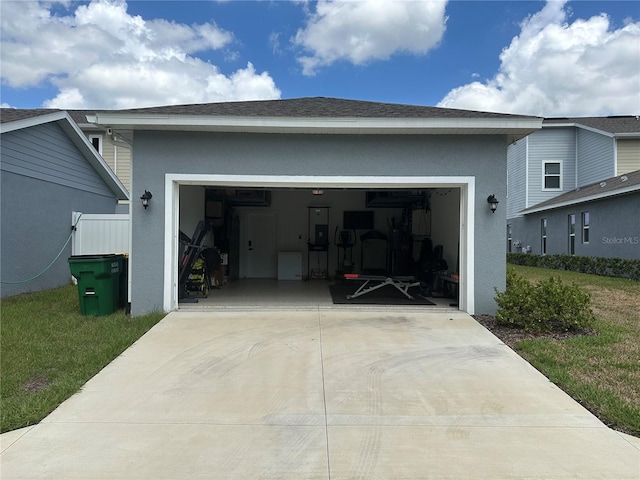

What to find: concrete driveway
left=2, top=310, right=639, bottom=479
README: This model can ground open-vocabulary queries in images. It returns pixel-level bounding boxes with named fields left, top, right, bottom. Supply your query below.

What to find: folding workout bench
left=343, top=273, right=421, bottom=300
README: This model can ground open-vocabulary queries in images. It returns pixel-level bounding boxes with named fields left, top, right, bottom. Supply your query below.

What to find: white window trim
left=541, top=218, right=547, bottom=255
left=568, top=214, right=576, bottom=255
left=582, top=212, right=590, bottom=244
left=542, top=160, right=562, bottom=191
left=88, top=134, right=103, bottom=155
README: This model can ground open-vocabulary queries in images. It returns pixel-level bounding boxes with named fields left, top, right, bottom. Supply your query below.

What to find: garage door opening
left=164, top=175, right=474, bottom=313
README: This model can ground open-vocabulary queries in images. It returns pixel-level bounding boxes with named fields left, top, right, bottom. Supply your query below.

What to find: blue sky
left=1, top=0, right=639, bottom=116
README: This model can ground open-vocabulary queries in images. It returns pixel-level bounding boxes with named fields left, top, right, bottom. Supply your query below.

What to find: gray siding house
left=507, top=116, right=640, bottom=259
left=1, top=110, right=129, bottom=298
left=87, top=97, right=541, bottom=316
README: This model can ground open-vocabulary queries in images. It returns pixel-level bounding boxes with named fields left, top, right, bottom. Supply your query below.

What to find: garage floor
left=2, top=310, right=638, bottom=479
left=178, top=278, right=457, bottom=310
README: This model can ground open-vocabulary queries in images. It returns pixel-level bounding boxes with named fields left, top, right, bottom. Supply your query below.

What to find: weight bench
left=343, top=273, right=421, bottom=300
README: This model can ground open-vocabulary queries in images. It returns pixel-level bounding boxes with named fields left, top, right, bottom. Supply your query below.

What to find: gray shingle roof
left=544, top=116, right=640, bottom=134
left=0, top=108, right=58, bottom=123
left=0, top=108, right=93, bottom=125
left=96, top=97, right=537, bottom=120
left=2, top=98, right=538, bottom=127
left=523, top=169, right=640, bottom=213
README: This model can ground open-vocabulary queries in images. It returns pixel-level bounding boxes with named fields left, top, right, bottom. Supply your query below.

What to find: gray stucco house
left=506, top=116, right=640, bottom=259
left=1, top=110, right=129, bottom=298
left=86, top=97, right=541, bottom=316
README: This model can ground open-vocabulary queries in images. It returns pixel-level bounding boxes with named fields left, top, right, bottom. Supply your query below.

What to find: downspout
left=613, top=137, right=618, bottom=176
left=575, top=128, right=578, bottom=189
left=525, top=136, right=529, bottom=209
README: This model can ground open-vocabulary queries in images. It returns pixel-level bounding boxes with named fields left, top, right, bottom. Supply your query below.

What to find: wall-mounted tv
left=343, top=210, right=374, bottom=230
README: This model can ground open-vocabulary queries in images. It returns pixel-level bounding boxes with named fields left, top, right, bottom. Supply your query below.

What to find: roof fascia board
left=615, top=132, right=640, bottom=139
left=87, top=113, right=542, bottom=134
left=0, top=111, right=69, bottom=134
left=522, top=184, right=640, bottom=215
left=54, top=113, right=130, bottom=201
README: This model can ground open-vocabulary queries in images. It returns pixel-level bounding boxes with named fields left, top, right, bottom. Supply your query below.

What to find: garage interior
left=178, top=185, right=461, bottom=309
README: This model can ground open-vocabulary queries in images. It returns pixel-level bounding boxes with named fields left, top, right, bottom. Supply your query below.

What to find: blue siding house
left=1, top=110, right=129, bottom=297
left=506, top=116, right=640, bottom=260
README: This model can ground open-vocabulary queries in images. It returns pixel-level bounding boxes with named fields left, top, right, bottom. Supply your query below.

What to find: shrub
left=507, top=253, right=640, bottom=281
left=495, top=269, right=595, bottom=333
left=494, top=269, right=537, bottom=329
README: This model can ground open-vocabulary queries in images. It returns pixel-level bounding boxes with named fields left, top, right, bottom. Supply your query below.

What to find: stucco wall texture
left=130, top=131, right=509, bottom=315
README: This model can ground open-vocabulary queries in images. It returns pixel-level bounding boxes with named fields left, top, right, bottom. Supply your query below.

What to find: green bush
left=507, top=253, right=640, bottom=281
left=495, top=269, right=595, bottom=333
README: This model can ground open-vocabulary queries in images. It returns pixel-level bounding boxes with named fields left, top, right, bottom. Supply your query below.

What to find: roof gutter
left=522, top=184, right=640, bottom=215
left=86, top=113, right=542, bottom=140
left=614, top=132, right=640, bottom=139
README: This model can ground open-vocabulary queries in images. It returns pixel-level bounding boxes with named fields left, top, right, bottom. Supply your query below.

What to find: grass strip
left=509, top=265, right=640, bottom=436
left=1, top=284, right=165, bottom=432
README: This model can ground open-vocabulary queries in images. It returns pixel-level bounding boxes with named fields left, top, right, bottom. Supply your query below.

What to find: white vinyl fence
left=71, top=211, right=131, bottom=303
left=72, top=211, right=130, bottom=255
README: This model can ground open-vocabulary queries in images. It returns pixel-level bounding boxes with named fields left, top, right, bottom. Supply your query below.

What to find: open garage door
left=164, top=175, right=475, bottom=313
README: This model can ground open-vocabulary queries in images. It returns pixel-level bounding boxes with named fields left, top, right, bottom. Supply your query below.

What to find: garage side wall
left=130, top=132, right=508, bottom=315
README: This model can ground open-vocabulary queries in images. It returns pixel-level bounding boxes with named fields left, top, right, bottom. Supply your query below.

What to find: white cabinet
left=278, top=252, right=303, bottom=280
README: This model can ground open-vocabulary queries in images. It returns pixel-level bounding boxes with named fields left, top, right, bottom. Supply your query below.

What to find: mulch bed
left=472, top=314, right=594, bottom=350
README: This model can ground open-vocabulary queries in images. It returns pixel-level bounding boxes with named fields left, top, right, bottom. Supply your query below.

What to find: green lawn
left=2, top=269, right=639, bottom=436
left=1, top=284, right=165, bottom=433
left=508, top=265, right=640, bottom=436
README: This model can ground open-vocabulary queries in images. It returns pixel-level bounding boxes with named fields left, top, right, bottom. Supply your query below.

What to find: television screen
left=343, top=210, right=374, bottom=230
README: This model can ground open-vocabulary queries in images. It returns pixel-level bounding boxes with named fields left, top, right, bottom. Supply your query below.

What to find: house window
left=543, top=162, right=561, bottom=190
left=541, top=218, right=547, bottom=255
left=582, top=212, right=590, bottom=244
left=568, top=214, right=576, bottom=255
left=507, top=224, right=512, bottom=253
left=88, top=134, right=103, bottom=155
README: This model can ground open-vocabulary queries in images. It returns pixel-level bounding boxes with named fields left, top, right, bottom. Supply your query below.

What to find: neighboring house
left=0, top=110, right=129, bottom=298
left=85, top=97, right=542, bottom=316
left=506, top=116, right=640, bottom=259
left=68, top=110, right=133, bottom=200
left=0, top=108, right=132, bottom=204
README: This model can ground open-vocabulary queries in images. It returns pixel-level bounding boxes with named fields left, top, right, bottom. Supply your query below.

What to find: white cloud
left=438, top=0, right=640, bottom=116
left=0, top=0, right=280, bottom=108
left=293, top=0, right=448, bottom=76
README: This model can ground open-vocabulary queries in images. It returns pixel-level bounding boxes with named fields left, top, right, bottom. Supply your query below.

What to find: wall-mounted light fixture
left=311, top=189, right=324, bottom=195
left=140, top=190, right=153, bottom=209
left=487, top=194, right=499, bottom=213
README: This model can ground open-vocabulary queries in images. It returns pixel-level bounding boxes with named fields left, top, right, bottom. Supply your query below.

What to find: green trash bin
left=68, top=254, right=124, bottom=316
